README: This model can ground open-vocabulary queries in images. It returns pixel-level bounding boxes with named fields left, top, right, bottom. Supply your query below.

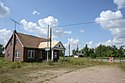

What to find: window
left=15, top=50, right=20, bottom=58
left=59, top=45, right=60, bottom=47
left=28, top=50, right=35, bottom=58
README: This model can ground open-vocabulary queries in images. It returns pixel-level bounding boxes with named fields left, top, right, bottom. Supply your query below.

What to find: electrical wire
left=9, top=17, right=125, bottom=28
left=53, top=17, right=125, bottom=28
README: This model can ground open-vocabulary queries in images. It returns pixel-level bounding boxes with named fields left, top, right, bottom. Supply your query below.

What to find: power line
left=14, top=17, right=125, bottom=28
left=54, top=17, right=125, bottom=28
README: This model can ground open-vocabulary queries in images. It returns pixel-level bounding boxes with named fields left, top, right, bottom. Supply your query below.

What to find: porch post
left=51, top=49, right=53, bottom=60
left=47, top=51, right=48, bottom=61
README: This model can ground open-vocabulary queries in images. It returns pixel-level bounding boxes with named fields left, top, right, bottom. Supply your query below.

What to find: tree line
left=0, top=44, right=4, bottom=56
left=72, top=44, right=125, bottom=58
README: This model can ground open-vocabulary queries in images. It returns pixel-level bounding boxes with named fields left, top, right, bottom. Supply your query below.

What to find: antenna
left=10, top=18, right=20, bottom=30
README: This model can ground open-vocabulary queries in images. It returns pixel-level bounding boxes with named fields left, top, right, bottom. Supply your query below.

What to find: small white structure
left=74, top=55, right=79, bottom=58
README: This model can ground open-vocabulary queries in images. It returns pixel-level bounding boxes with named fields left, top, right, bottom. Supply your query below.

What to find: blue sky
left=0, top=0, right=125, bottom=54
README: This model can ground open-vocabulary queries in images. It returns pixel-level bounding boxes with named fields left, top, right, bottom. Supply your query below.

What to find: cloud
left=101, top=40, right=113, bottom=46
left=21, top=16, right=71, bottom=38
left=32, top=10, right=40, bottom=15
left=53, top=28, right=72, bottom=38
left=64, top=38, right=80, bottom=48
left=86, top=41, right=95, bottom=48
left=64, top=31, right=72, bottom=34
left=95, top=10, right=125, bottom=47
left=38, top=16, right=58, bottom=28
left=95, top=10, right=123, bottom=28
left=64, top=38, right=80, bottom=55
left=0, top=1, right=10, bottom=17
left=21, top=19, right=47, bottom=37
left=67, top=38, right=80, bottom=46
left=80, top=29, right=84, bottom=33
left=114, top=0, right=125, bottom=9
left=0, top=28, right=12, bottom=46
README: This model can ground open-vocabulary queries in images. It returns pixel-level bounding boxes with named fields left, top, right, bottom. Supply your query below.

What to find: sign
left=109, top=57, right=113, bottom=63
left=45, top=48, right=50, bottom=51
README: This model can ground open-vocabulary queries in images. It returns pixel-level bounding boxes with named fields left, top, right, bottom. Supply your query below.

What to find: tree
left=84, top=44, right=89, bottom=57
left=89, top=48, right=96, bottom=58
left=124, top=49, right=125, bottom=57
left=117, top=46, right=124, bottom=57
left=80, top=44, right=124, bottom=58
left=95, top=44, right=102, bottom=57
left=0, top=44, right=4, bottom=56
left=76, top=45, right=79, bottom=53
left=72, top=49, right=76, bottom=55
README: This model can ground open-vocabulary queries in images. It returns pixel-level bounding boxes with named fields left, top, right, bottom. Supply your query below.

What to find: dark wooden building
left=5, top=30, right=65, bottom=62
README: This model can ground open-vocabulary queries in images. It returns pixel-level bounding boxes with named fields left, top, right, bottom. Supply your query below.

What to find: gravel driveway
left=47, top=66, right=125, bottom=83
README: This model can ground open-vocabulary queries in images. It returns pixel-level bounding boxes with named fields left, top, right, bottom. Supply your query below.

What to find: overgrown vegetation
left=0, top=56, right=125, bottom=83
left=0, top=57, right=110, bottom=83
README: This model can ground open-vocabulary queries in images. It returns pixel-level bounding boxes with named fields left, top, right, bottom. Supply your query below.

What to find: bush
left=10, top=62, right=23, bottom=69
left=48, top=61, right=54, bottom=66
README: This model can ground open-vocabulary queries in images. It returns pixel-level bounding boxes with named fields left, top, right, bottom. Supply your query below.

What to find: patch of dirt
left=25, top=68, right=73, bottom=83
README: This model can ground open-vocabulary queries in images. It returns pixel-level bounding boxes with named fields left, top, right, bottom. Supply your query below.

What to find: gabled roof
left=38, top=41, right=66, bottom=50
left=5, top=31, right=65, bottom=49
left=16, top=32, right=49, bottom=48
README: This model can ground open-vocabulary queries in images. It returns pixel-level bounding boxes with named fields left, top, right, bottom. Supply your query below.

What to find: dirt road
left=46, top=66, right=125, bottom=83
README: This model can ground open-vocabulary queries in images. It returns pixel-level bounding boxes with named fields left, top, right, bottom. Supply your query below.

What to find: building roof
left=38, top=41, right=58, bottom=49
left=5, top=31, right=65, bottom=50
left=16, top=32, right=49, bottom=48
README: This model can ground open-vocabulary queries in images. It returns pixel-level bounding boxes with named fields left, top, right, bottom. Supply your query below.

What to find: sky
left=0, top=0, right=125, bottom=55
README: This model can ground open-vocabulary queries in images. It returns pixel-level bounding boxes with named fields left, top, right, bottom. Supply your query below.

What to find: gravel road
left=47, top=66, right=125, bottom=83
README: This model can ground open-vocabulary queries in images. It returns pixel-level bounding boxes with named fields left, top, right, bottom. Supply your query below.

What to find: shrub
left=10, top=62, right=23, bottom=69
left=48, top=61, right=54, bottom=66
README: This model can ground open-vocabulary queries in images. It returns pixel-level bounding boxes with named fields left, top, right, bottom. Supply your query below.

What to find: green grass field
left=0, top=57, right=125, bottom=83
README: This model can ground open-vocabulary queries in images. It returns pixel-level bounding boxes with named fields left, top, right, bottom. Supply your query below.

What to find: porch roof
left=38, top=41, right=66, bottom=50
left=38, top=41, right=58, bottom=49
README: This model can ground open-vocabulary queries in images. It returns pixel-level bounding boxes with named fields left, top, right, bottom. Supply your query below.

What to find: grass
left=0, top=57, right=123, bottom=83
left=117, top=62, right=125, bottom=71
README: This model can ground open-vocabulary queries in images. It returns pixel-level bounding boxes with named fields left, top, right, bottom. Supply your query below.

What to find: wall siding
left=5, top=37, right=13, bottom=61
left=5, top=34, right=23, bottom=61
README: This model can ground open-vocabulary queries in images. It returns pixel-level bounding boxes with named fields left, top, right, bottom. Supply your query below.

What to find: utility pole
left=50, top=28, right=52, bottom=60
left=10, top=18, right=20, bottom=62
left=76, top=44, right=79, bottom=53
left=69, top=42, right=70, bottom=57
left=46, top=25, right=49, bottom=61
left=47, top=25, right=50, bottom=40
